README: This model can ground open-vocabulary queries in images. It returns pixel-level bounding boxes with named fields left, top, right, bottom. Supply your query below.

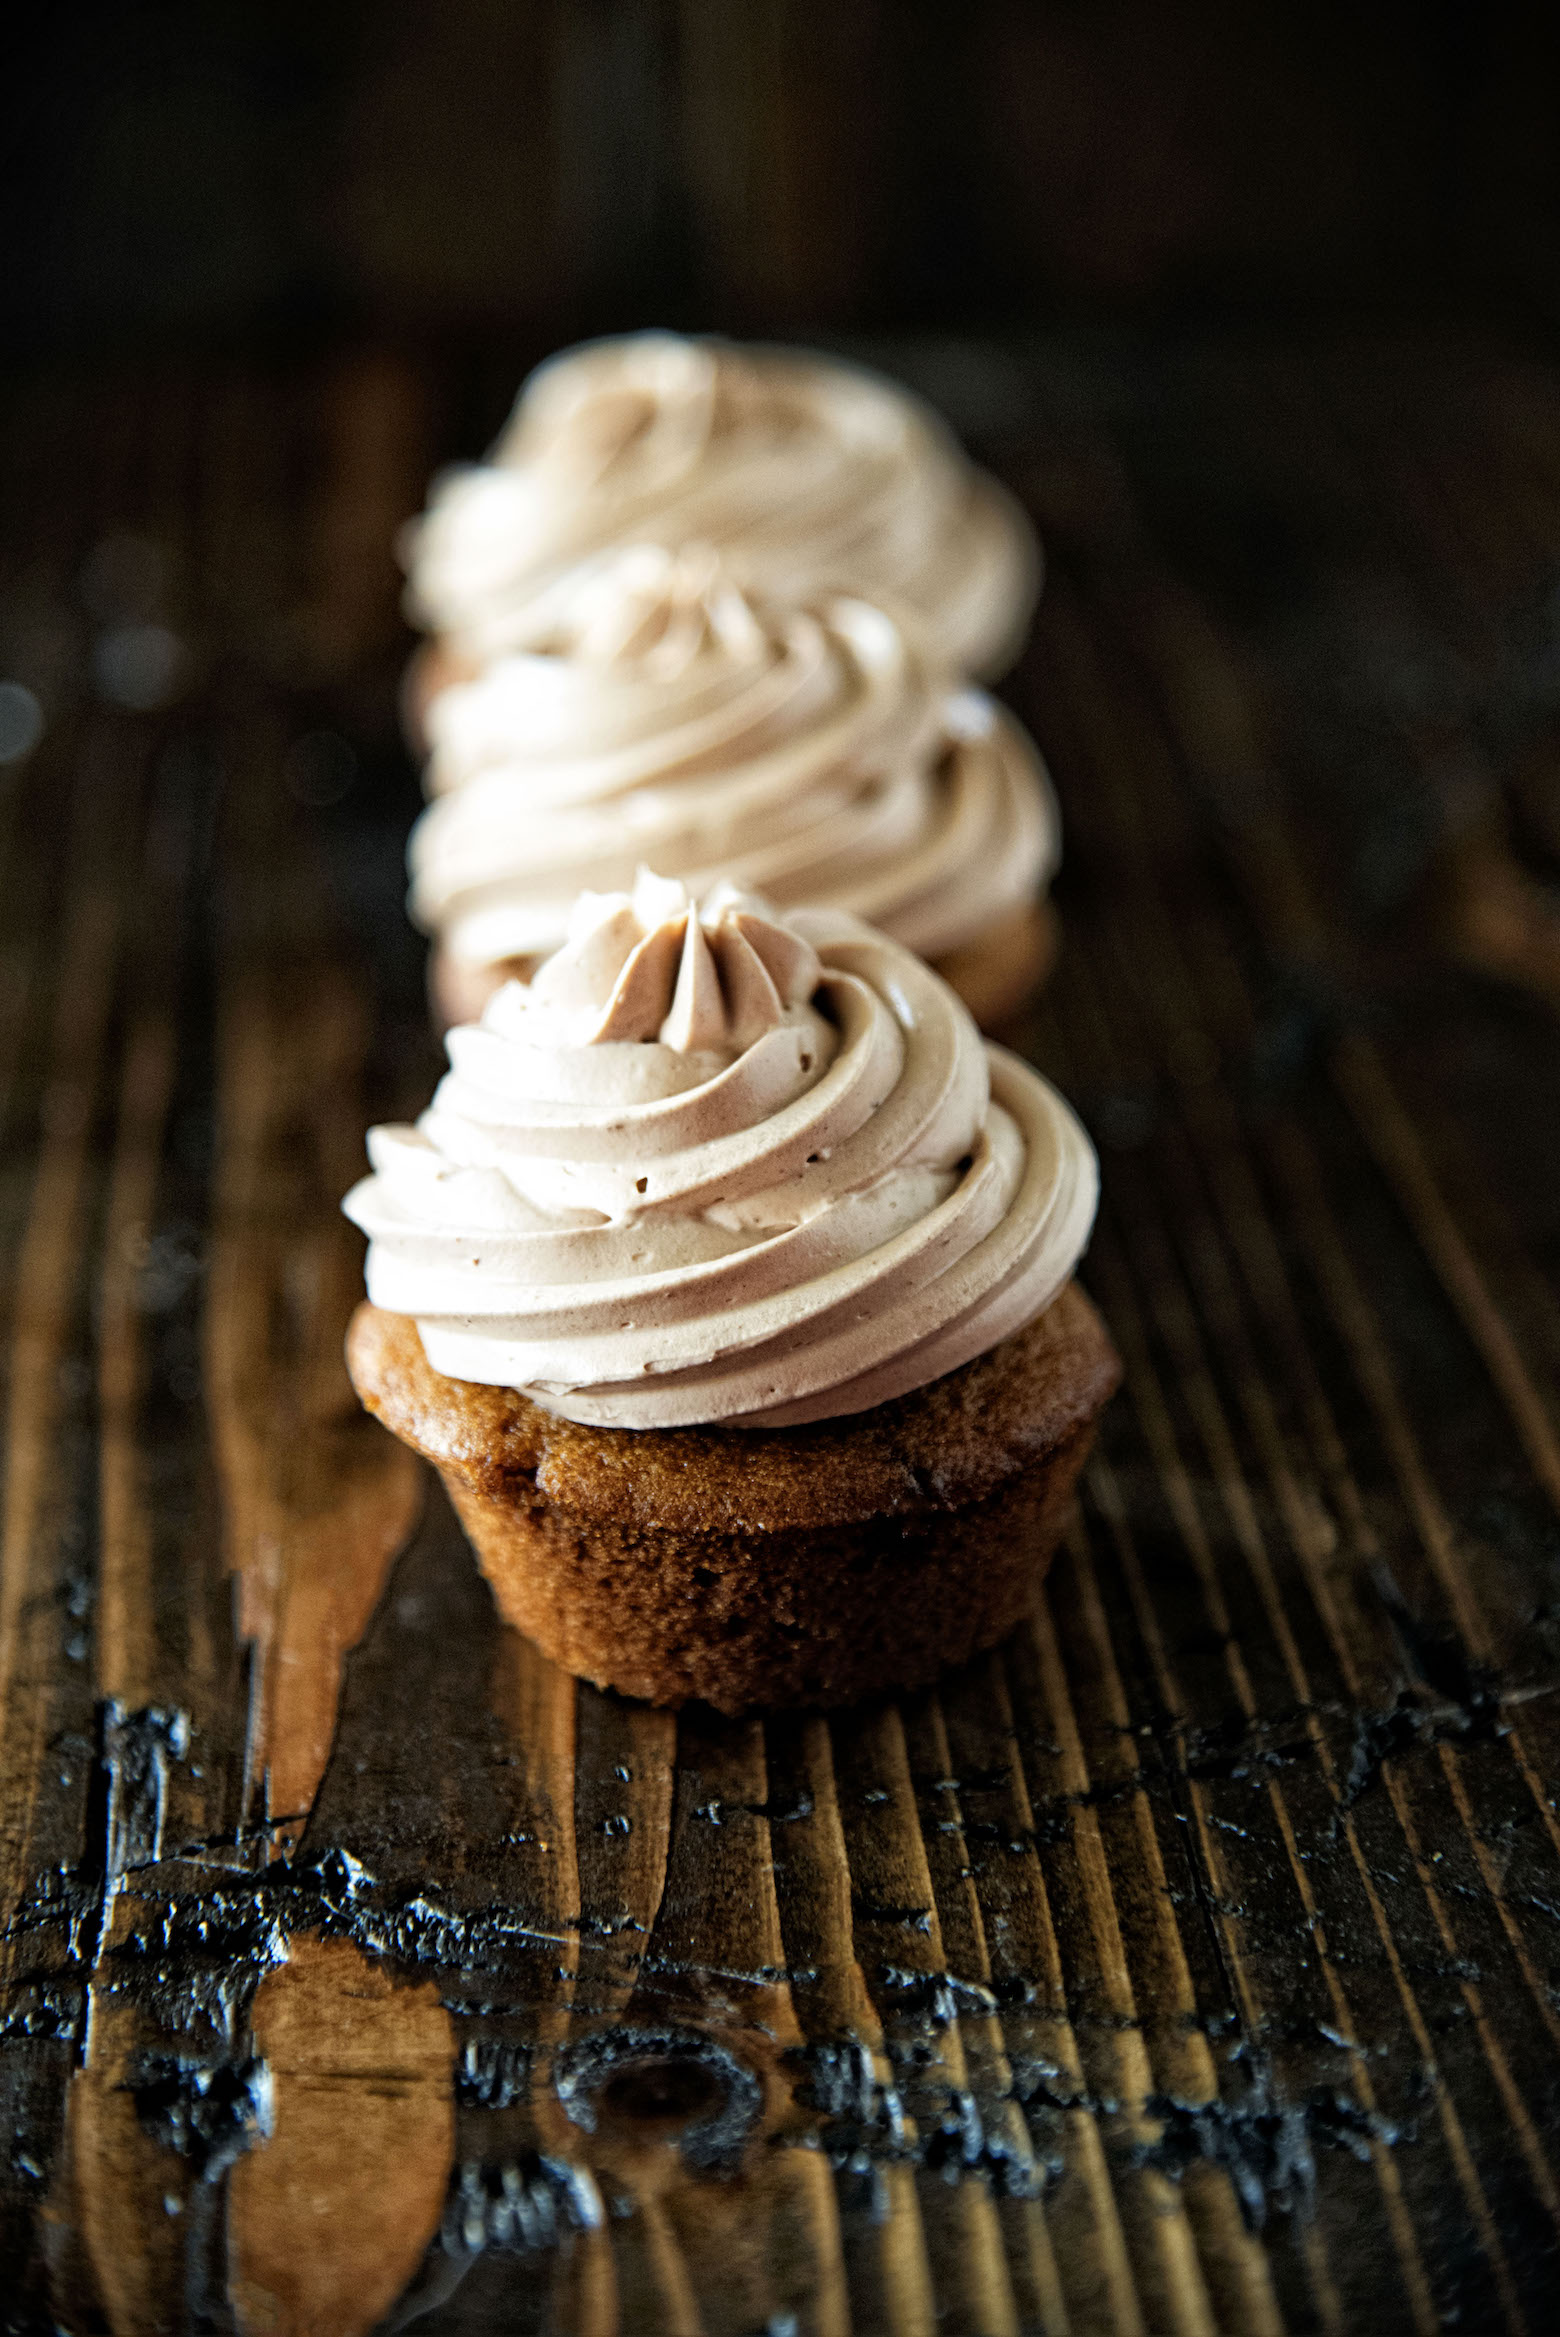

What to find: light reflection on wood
left=206, top=939, right=421, bottom=1847
left=227, top=1936, right=453, bottom=2337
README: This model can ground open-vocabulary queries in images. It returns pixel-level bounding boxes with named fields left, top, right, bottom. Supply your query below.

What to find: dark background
left=3, top=0, right=1558, bottom=369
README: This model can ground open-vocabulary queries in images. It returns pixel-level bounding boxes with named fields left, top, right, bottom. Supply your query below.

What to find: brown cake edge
left=438, top=1414, right=1099, bottom=1713
left=345, top=1288, right=1120, bottom=1712
left=346, top=1281, right=1120, bottom=1533
left=934, top=896, right=1058, bottom=1033
left=400, top=635, right=479, bottom=756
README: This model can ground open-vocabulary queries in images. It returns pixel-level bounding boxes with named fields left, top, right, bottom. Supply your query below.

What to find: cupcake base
left=345, top=1284, right=1119, bottom=1715
left=429, top=942, right=538, bottom=1033
left=934, top=896, right=1058, bottom=1035
left=429, top=894, right=1059, bottom=1040
left=401, top=637, right=479, bottom=754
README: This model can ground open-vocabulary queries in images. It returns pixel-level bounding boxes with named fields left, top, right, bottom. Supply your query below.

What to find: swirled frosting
left=344, top=876, right=1098, bottom=1429
left=403, top=333, right=1039, bottom=680
left=409, top=544, right=1058, bottom=975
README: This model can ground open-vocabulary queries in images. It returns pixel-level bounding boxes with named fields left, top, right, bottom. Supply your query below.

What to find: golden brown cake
left=935, top=897, right=1059, bottom=1038
left=343, top=879, right=1114, bottom=1711
left=400, top=637, right=476, bottom=755
left=347, top=1284, right=1116, bottom=1714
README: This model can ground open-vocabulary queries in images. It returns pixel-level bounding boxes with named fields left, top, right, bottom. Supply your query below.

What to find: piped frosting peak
left=345, top=884, right=1099, bottom=1431
left=516, top=873, right=823, bottom=1053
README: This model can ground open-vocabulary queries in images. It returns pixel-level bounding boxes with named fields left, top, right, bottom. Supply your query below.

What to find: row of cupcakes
left=340, top=336, right=1118, bottom=1718
left=397, top=333, right=1059, bottom=1032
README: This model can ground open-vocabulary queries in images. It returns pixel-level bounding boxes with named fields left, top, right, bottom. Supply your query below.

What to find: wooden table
left=3, top=334, right=1560, bottom=2333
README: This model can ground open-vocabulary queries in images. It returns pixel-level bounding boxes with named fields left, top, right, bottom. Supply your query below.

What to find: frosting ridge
left=403, top=332, right=1040, bottom=679
left=409, top=544, right=1058, bottom=976
left=344, top=879, right=1098, bottom=1429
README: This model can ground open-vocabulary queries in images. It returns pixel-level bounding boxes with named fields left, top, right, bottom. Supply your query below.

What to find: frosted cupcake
left=401, top=332, right=1039, bottom=727
left=344, top=876, right=1118, bottom=1714
left=411, top=544, right=1060, bottom=1034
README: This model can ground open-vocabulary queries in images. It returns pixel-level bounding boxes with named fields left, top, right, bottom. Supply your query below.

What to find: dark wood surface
left=4, top=334, right=1560, bottom=2333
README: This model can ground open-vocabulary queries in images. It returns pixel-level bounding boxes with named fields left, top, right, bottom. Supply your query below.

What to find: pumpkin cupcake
left=344, top=876, right=1116, bottom=1714
left=400, top=331, right=1040, bottom=737
left=411, top=544, right=1059, bottom=1035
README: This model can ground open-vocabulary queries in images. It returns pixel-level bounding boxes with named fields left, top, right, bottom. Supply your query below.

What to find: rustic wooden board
left=3, top=338, right=1560, bottom=2333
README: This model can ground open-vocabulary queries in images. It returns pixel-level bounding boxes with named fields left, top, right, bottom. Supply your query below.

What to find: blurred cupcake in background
left=409, top=544, right=1060, bottom=1034
left=400, top=331, right=1040, bottom=731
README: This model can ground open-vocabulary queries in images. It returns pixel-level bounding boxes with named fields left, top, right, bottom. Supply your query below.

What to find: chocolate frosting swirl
left=408, top=545, right=1057, bottom=975
left=403, top=333, right=1040, bottom=680
left=344, top=878, right=1098, bottom=1429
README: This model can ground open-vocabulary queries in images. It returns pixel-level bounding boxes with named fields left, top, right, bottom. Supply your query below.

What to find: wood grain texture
left=228, top=1936, right=454, bottom=2337
left=3, top=337, right=1560, bottom=2332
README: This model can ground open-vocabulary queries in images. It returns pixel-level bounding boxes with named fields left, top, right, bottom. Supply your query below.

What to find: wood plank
left=4, top=339, right=1560, bottom=2330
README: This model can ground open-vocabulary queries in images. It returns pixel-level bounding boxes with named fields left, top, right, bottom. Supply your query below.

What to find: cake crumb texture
left=347, top=1284, right=1119, bottom=1713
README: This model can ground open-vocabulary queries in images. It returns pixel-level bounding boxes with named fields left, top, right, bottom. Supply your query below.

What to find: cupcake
left=410, top=544, right=1060, bottom=1034
left=400, top=331, right=1039, bottom=732
left=343, top=876, right=1118, bottom=1715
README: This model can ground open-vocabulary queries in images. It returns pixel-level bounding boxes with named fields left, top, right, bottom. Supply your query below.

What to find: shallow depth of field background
left=2, top=2, right=1556, bottom=371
